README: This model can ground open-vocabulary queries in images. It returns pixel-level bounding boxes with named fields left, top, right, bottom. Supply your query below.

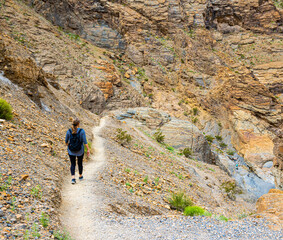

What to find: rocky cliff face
left=22, top=0, right=283, bottom=188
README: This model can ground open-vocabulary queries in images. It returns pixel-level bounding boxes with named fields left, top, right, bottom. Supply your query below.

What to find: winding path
left=59, top=117, right=107, bottom=240
left=59, top=117, right=282, bottom=240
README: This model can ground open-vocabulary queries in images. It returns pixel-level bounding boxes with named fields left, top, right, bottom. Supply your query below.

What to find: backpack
left=68, top=129, right=82, bottom=152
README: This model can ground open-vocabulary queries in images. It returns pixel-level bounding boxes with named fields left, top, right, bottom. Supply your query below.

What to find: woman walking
left=65, top=118, right=90, bottom=184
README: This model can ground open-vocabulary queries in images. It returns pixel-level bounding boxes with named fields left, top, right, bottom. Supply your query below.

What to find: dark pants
left=69, top=154, right=84, bottom=176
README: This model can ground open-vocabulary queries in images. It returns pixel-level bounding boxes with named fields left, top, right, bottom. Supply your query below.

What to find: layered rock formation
left=22, top=0, right=282, bottom=189
left=256, top=189, right=283, bottom=230
left=205, top=0, right=283, bottom=33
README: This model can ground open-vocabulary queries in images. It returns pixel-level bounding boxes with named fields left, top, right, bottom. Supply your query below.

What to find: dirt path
left=59, top=117, right=107, bottom=240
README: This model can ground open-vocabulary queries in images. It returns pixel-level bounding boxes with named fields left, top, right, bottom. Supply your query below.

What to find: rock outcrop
left=115, top=108, right=214, bottom=163
left=205, top=0, right=283, bottom=33
left=256, top=189, right=283, bottom=230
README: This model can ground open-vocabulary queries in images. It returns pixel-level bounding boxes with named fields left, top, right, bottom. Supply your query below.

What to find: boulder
left=256, top=189, right=283, bottom=230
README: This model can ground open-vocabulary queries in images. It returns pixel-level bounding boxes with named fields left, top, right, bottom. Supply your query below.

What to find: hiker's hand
left=87, top=149, right=90, bottom=157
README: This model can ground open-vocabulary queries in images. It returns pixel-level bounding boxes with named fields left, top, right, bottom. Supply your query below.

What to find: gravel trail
left=60, top=117, right=282, bottom=240
left=59, top=117, right=107, bottom=240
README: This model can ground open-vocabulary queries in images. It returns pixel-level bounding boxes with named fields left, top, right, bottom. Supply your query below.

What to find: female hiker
left=65, top=118, right=90, bottom=184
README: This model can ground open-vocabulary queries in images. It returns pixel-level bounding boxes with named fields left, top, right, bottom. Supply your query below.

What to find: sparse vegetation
left=143, top=175, right=149, bottom=184
left=216, top=215, right=229, bottom=222
left=125, top=168, right=131, bottom=173
left=154, top=129, right=165, bottom=143
left=0, top=175, right=12, bottom=191
left=182, top=147, right=192, bottom=158
left=54, top=230, right=73, bottom=240
left=220, top=181, right=242, bottom=200
left=219, top=142, right=227, bottom=149
left=116, top=128, right=132, bottom=145
left=0, top=98, right=13, bottom=120
left=40, top=212, right=50, bottom=228
left=273, top=0, right=283, bottom=9
left=205, top=135, right=214, bottom=143
left=227, top=149, right=235, bottom=156
left=184, top=206, right=205, bottom=216
left=30, top=185, right=42, bottom=199
left=215, top=135, right=222, bottom=141
left=192, top=107, right=198, bottom=116
left=168, top=192, right=194, bottom=211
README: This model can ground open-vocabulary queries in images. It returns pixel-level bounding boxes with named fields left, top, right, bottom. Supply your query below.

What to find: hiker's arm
left=82, top=130, right=90, bottom=156
left=85, top=143, right=90, bottom=157
left=65, top=131, right=69, bottom=146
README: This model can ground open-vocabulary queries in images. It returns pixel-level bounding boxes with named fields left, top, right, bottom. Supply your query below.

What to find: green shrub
left=166, top=145, right=174, bottom=152
left=116, top=128, right=132, bottom=145
left=192, top=107, right=198, bottom=116
left=182, top=148, right=192, bottom=158
left=273, top=0, right=283, bottom=9
left=216, top=215, right=229, bottom=222
left=205, top=135, right=214, bottom=143
left=168, top=192, right=194, bottom=211
left=215, top=135, right=222, bottom=141
left=54, top=230, right=73, bottom=240
left=0, top=98, right=13, bottom=120
left=143, top=175, right=148, bottom=184
left=219, top=142, right=227, bottom=149
left=227, top=149, right=235, bottom=156
left=184, top=206, right=205, bottom=216
left=30, top=185, right=42, bottom=199
left=154, top=129, right=165, bottom=143
left=40, top=212, right=50, bottom=228
left=191, top=117, right=198, bottom=123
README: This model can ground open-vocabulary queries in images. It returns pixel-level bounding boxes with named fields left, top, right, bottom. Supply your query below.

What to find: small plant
left=23, top=230, right=30, bottom=240
left=124, top=168, right=131, bottom=173
left=30, top=185, right=42, bottom=199
left=204, top=211, right=212, bottom=217
left=191, top=117, right=198, bottom=123
left=216, top=215, right=229, bottom=222
left=40, top=212, right=50, bottom=228
left=215, top=135, right=222, bottom=141
left=219, top=142, right=227, bottom=149
left=116, top=128, right=132, bottom=145
left=218, top=122, right=222, bottom=128
left=238, top=212, right=248, bottom=220
left=11, top=196, right=16, bottom=211
left=168, top=192, right=194, bottom=211
left=227, top=149, right=235, bottom=156
left=182, top=148, right=192, bottom=158
left=183, top=111, right=189, bottom=116
left=208, top=167, right=215, bottom=172
left=0, top=175, right=12, bottom=191
left=31, top=223, right=41, bottom=238
left=0, top=98, right=13, bottom=120
left=184, top=206, right=205, bottom=216
left=205, top=135, right=214, bottom=143
left=154, top=177, right=160, bottom=185
left=220, top=181, right=242, bottom=200
left=125, top=182, right=131, bottom=187
left=54, top=230, right=73, bottom=240
left=192, top=107, right=198, bottom=116
left=143, top=175, right=148, bottom=184
left=154, top=129, right=165, bottom=143
left=166, top=145, right=175, bottom=153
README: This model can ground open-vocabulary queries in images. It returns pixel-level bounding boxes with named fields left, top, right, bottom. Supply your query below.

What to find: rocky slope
left=26, top=0, right=283, bottom=187
left=0, top=0, right=282, bottom=238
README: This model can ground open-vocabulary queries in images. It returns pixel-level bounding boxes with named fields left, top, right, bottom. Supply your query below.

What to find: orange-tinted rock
left=256, top=189, right=283, bottom=229
left=94, top=82, right=114, bottom=100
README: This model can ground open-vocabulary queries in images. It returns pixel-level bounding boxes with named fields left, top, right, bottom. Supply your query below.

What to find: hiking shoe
left=79, top=176, right=83, bottom=180
left=71, top=179, right=76, bottom=184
